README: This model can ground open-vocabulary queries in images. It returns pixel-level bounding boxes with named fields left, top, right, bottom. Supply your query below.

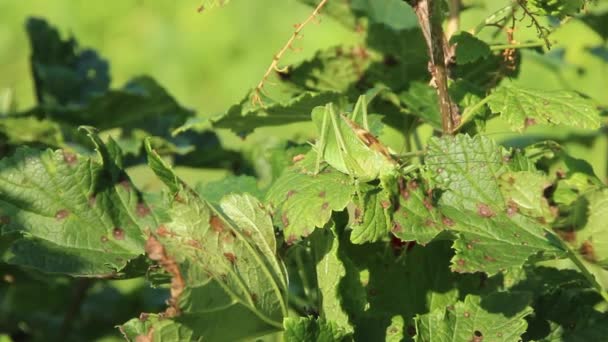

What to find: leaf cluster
left=1, top=1, right=608, bottom=341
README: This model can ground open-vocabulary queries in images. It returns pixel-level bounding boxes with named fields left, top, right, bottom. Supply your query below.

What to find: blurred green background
left=0, top=0, right=359, bottom=117
left=0, top=0, right=363, bottom=190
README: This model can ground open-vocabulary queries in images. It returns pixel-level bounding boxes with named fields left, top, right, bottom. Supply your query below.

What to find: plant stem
left=251, top=0, right=328, bottom=106
left=410, top=0, right=458, bottom=135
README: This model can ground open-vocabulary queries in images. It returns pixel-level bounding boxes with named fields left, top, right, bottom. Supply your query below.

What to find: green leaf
left=296, top=0, right=418, bottom=32
left=212, top=89, right=340, bottom=136
left=278, top=47, right=368, bottom=93
left=498, top=171, right=554, bottom=222
left=196, top=175, right=263, bottom=204
left=487, top=83, right=602, bottom=131
left=414, top=293, right=533, bottom=342
left=265, top=153, right=355, bottom=241
left=425, top=134, right=563, bottom=274
left=509, top=266, right=608, bottom=342
left=283, top=317, right=352, bottom=342
left=41, top=76, right=193, bottom=132
left=0, top=129, right=156, bottom=275
left=350, top=184, right=392, bottom=244
left=310, top=226, right=356, bottom=334
left=0, top=117, right=63, bottom=148
left=399, top=82, right=442, bottom=128
left=26, top=17, right=109, bottom=107
left=317, top=236, right=484, bottom=341
left=350, top=0, right=419, bottom=31
left=571, top=188, right=608, bottom=268
left=392, top=178, right=447, bottom=245
left=138, top=142, right=287, bottom=339
left=450, top=32, right=492, bottom=65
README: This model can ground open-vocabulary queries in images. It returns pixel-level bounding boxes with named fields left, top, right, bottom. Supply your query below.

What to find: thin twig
left=410, top=0, right=458, bottom=135
left=517, top=0, right=552, bottom=49
left=251, top=0, right=328, bottom=106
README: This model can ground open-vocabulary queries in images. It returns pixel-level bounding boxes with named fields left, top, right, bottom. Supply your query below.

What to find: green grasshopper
left=310, top=94, right=406, bottom=230
left=310, top=94, right=418, bottom=188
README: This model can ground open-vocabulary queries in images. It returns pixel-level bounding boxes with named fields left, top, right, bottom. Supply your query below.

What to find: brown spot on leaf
left=381, top=201, right=391, bottom=209
left=55, top=209, right=69, bottom=221
left=210, top=215, right=225, bottom=233
left=88, top=195, right=96, bottom=207
left=466, top=243, right=473, bottom=250
left=506, top=200, right=518, bottom=216
left=524, top=117, right=537, bottom=127
left=112, top=227, right=125, bottom=240
left=557, top=230, right=576, bottom=242
left=138, top=313, right=149, bottom=321
left=281, top=213, right=289, bottom=227
left=63, top=151, right=77, bottom=165
left=484, top=255, right=496, bottom=262
left=156, top=225, right=171, bottom=237
left=251, top=293, right=258, bottom=303
left=136, top=203, right=151, bottom=217
left=224, top=252, right=237, bottom=264
left=318, top=191, right=326, bottom=198
left=285, top=235, right=298, bottom=245
left=292, top=154, right=305, bottom=163
left=423, top=198, right=433, bottom=210
left=286, top=190, right=297, bottom=199
left=477, top=203, right=495, bottom=218
left=457, top=259, right=466, bottom=267
left=173, top=193, right=185, bottom=203
left=580, top=240, right=596, bottom=262
left=392, top=222, right=403, bottom=233
left=354, top=207, right=362, bottom=222
left=442, top=216, right=454, bottom=227
left=401, top=189, right=410, bottom=201
left=100, top=236, right=109, bottom=243
left=424, top=219, right=436, bottom=228
left=408, top=180, right=419, bottom=190
left=321, top=202, right=329, bottom=210
left=145, top=235, right=184, bottom=317
left=187, top=240, right=202, bottom=249
left=135, top=328, right=154, bottom=342
left=463, top=311, right=471, bottom=318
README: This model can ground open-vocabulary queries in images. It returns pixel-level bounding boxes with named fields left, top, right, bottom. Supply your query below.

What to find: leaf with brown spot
left=415, top=293, right=533, bottom=342
left=142, top=141, right=288, bottom=338
left=265, top=152, right=355, bottom=238
left=393, top=177, right=445, bottom=245
left=0, top=129, right=158, bottom=276
left=425, top=135, right=563, bottom=274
